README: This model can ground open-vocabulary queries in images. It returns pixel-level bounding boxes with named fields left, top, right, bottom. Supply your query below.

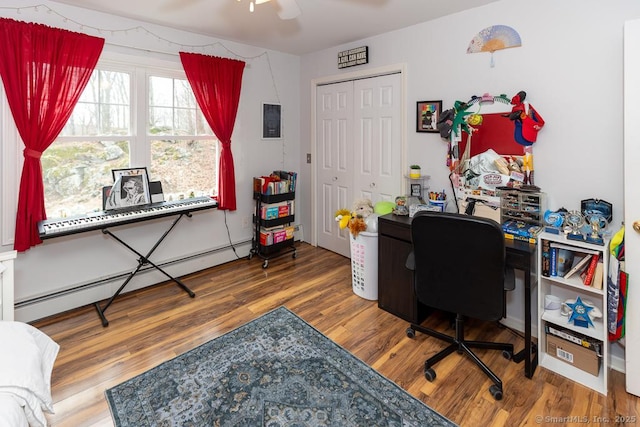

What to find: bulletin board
left=459, top=113, right=524, bottom=157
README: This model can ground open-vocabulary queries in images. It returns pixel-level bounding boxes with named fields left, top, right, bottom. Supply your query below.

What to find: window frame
left=1, top=52, right=219, bottom=244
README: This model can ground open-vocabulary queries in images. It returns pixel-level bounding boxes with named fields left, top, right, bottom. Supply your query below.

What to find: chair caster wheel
left=292, top=251, right=297, bottom=259
left=489, top=384, right=503, bottom=400
left=424, top=367, right=436, bottom=382
left=406, top=327, right=415, bottom=338
left=248, top=252, right=253, bottom=260
left=502, top=350, right=513, bottom=360
left=262, top=260, right=268, bottom=268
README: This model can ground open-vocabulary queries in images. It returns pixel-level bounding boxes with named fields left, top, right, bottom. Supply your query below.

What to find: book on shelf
left=541, top=239, right=551, bottom=277
left=592, top=259, right=604, bottom=290
left=580, top=254, right=601, bottom=286
left=550, top=246, right=558, bottom=277
left=563, top=253, right=594, bottom=279
left=253, top=172, right=297, bottom=195
left=259, top=200, right=294, bottom=220
left=556, top=248, right=575, bottom=277
left=549, top=242, right=600, bottom=255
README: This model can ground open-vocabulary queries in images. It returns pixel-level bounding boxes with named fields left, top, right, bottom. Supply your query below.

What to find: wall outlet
left=242, top=216, right=251, bottom=229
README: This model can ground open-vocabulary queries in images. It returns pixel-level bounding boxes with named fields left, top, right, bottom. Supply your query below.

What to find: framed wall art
left=262, top=102, right=282, bottom=139
left=106, top=167, right=151, bottom=210
left=416, top=100, right=442, bottom=133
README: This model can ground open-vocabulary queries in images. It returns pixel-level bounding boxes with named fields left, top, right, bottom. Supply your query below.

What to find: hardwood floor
left=32, top=243, right=639, bottom=426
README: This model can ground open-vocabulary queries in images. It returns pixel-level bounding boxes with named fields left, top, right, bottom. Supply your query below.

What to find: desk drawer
left=506, top=249, right=529, bottom=270
left=379, top=219, right=411, bottom=242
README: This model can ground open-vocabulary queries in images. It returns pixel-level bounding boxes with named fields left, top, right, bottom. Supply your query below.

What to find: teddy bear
left=348, top=198, right=374, bottom=237
left=334, top=198, right=375, bottom=238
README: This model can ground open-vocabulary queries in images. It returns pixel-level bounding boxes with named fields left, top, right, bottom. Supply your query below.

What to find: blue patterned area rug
left=106, top=306, right=457, bottom=426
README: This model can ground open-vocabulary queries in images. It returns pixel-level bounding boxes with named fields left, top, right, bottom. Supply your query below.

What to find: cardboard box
left=546, top=334, right=601, bottom=376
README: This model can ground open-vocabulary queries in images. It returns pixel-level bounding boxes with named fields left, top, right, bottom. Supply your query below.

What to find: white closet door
left=315, top=73, right=402, bottom=258
left=623, top=19, right=640, bottom=397
left=316, top=81, right=354, bottom=257
left=353, top=73, right=402, bottom=204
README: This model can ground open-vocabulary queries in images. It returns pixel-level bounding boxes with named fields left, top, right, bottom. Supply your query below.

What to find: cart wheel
left=292, top=251, right=297, bottom=259
left=406, top=327, right=415, bottom=338
left=262, top=260, right=269, bottom=269
left=502, top=350, right=513, bottom=360
left=248, top=252, right=253, bottom=260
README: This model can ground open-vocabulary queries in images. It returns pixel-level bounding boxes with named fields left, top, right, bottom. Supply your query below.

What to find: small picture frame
left=106, top=167, right=151, bottom=210
left=262, top=102, right=282, bottom=139
left=416, top=100, right=442, bottom=133
left=410, top=183, right=422, bottom=197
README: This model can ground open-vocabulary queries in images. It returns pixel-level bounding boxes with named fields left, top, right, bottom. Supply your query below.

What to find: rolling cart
left=249, top=191, right=297, bottom=268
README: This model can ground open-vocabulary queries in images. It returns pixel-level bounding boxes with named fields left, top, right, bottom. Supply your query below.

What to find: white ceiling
left=50, top=0, right=499, bottom=55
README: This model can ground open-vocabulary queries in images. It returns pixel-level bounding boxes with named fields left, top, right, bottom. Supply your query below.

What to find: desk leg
left=511, top=268, right=538, bottom=378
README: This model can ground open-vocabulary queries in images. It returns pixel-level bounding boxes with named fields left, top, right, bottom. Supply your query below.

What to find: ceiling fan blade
left=276, top=0, right=301, bottom=20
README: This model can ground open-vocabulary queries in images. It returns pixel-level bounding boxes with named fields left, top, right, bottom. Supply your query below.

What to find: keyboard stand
left=94, top=212, right=195, bottom=327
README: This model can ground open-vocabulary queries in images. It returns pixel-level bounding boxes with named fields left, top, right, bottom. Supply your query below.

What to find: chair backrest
left=410, top=210, right=506, bottom=321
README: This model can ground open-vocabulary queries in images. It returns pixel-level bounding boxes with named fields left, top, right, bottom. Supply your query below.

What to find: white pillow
left=0, top=322, right=60, bottom=427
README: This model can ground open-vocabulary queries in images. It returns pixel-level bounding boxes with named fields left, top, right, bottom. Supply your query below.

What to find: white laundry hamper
left=349, top=231, right=378, bottom=300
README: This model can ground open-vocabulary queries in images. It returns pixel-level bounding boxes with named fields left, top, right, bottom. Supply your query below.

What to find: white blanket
left=0, top=322, right=59, bottom=427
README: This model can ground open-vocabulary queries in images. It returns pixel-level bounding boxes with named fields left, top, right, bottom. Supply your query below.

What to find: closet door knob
left=633, top=221, right=640, bottom=233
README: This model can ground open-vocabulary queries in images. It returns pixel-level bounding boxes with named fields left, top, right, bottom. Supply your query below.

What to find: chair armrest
left=405, top=251, right=415, bottom=271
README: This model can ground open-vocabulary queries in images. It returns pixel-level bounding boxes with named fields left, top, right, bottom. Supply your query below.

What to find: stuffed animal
left=349, top=198, right=374, bottom=238
left=334, top=198, right=375, bottom=238
left=352, top=198, right=374, bottom=219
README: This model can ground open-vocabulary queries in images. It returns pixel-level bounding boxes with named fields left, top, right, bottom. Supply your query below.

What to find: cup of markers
left=428, top=190, right=447, bottom=211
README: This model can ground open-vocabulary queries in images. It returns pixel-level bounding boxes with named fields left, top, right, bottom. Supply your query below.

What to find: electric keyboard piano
left=38, top=196, right=217, bottom=239
left=37, top=196, right=217, bottom=327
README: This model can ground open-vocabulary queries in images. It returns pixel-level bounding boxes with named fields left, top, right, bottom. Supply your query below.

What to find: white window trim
left=0, top=49, right=219, bottom=245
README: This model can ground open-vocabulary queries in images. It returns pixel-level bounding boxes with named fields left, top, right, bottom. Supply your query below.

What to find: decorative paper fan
left=467, top=25, right=521, bottom=53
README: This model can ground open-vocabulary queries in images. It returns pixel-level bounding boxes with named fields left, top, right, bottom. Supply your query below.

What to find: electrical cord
left=224, top=209, right=242, bottom=260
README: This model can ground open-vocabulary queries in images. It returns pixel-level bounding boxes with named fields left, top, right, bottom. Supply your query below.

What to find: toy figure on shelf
left=509, top=91, right=544, bottom=185
left=393, top=196, right=409, bottom=216
left=566, top=296, right=595, bottom=328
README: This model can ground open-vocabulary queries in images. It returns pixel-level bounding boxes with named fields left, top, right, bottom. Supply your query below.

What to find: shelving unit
left=249, top=191, right=297, bottom=268
left=537, top=232, right=609, bottom=395
left=404, top=174, right=430, bottom=201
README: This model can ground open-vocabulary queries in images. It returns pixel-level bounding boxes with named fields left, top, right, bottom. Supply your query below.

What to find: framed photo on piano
left=106, top=167, right=151, bottom=210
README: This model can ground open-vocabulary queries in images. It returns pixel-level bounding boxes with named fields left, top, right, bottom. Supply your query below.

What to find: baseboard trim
left=15, top=239, right=251, bottom=323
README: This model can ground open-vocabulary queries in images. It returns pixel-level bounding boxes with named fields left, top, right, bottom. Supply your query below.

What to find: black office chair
left=405, top=211, right=514, bottom=400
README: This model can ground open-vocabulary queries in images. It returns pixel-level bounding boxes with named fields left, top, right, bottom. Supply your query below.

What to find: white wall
left=0, top=1, right=301, bottom=322
left=298, top=0, right=640, bottom=369
left=1, top=0, right=637, bottom=368
left=300, top=0, right=640, bottom=232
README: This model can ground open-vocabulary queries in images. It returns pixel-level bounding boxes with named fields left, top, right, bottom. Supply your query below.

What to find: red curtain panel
left=0, top=18, right=104, bottom=251
left=179, top=52, right=245, bottom=211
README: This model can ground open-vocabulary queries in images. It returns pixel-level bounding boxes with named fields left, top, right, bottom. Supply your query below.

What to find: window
left=148, top=75, right=217, bottom=201
left=41, top=62, right=218, bottom=219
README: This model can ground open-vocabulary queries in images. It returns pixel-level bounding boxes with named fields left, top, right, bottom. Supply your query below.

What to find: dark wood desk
left=377, top=213, right=538, bottom=378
